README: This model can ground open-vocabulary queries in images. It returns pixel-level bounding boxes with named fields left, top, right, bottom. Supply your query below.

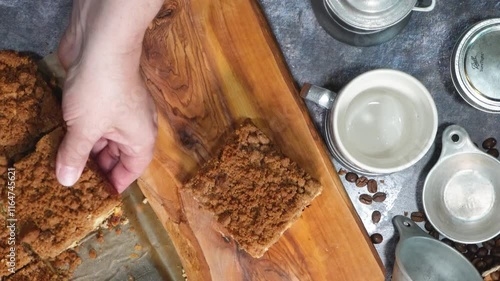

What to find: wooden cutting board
left=138, top=0, right=385, bottom=280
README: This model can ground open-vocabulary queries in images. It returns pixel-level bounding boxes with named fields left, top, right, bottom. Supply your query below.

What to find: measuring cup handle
left=440, top=125, right=478, bottom=158
left=393, top=215, right=429, bottom=242
left=300, top=83, right=337, bottom=109
left=413, top=0, right=435, bottom=12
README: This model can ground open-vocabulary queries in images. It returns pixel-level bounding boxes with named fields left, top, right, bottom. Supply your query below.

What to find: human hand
left=56, top=0, right=162, bottom=193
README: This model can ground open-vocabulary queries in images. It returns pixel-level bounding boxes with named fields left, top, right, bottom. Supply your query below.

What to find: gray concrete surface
left=2, top=1, right=500, bottom=280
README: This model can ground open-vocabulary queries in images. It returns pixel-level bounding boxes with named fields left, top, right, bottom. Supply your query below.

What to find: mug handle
left=300, top=83, right=337, bottom=109
left=413, top=0, right=435, bottom=12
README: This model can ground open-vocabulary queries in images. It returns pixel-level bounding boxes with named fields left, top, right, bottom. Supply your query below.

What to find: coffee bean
left=367, top=179, right=378, bottom=193
left=477, top=247, right=488, bottom=257
left=476, top=260, right=487, bottom=271
left=484, top=239, right=496, bottom=250
left=338, top=168, right=348, bottom=176
left=491, top=271, right=500, bottom=281
left=359, top=194, right=373, bottom=205
left=441, top=238, right=454, bottom=247
left=355, top=176, right=368, bottom=187
left=410, top=211, right=425, bottom=222
left=467, top=244, right=479, bottom=254
left=484, top=255, right=495, bottom=267
left=372, top=211, right=381, bottom=224
left=424, top=221, right=434, bottom=232
left=488, top=148, right=500, bottom=158
left=483, top=137, right=497, bottom=149
left=491, top=247, right=500, bottom=257
left=370, top=233, right=383, bottom=244
left=345, top=172, right=358, bottom=183
left=472, top=257, right=482, bottom=267
left=455, top=243, right=467, bottom=254
left=463, top=251, right=475, bottom=261
left=429, top=230, right=440, bottom=239
left=372, top=192, right=386, bottom=202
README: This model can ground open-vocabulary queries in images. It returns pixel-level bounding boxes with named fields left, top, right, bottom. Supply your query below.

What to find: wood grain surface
left=138, top=0, right=385, bottom=280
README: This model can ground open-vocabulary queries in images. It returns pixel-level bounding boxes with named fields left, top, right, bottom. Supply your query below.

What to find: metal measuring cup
left=392, top=216, right=482, bottom=281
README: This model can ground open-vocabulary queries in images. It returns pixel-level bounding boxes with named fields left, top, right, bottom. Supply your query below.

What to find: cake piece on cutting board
left=184, top=119, right=323, bottom=258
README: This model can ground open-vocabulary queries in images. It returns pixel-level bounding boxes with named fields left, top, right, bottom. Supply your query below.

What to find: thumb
left=56, top=128, right=97, bottom=186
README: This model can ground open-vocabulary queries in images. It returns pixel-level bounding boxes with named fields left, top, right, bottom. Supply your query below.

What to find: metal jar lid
left=325, top=0, right=417, bottom=31
left=451, top=19, right=500, bottom=113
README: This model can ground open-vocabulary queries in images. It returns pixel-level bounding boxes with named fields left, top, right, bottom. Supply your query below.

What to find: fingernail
left=57, top=165, right=79, bottom=187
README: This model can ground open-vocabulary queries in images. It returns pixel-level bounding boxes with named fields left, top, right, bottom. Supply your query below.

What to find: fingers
left=109, top=154, right=152, bottom=193
left=95, top=142, right=120, bottom=174
left=56, top=128, right=98, bottom=187
left=91, top=138, right=109, bottom=156
left=57, top=1, right=82, bottom=70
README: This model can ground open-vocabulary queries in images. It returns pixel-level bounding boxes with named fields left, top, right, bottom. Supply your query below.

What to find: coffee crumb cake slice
left=184, top=120, right=322, bottom=258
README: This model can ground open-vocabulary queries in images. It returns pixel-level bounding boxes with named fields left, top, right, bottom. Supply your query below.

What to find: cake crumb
left=129, top=253, right=139, bottom=259
left=115, top=228, right=122, bottom=235
left=134, top=244, right=142, bottom=251
left=96, top=231, right=105, bottom=244
left=89, top=248, right=97, bottom=259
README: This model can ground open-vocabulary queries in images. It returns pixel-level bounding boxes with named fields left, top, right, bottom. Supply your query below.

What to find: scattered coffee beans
left=441, top=238, right=454, bottom=247
left=476, top=260, right=487, bottom=271
left=410, top=211, right=425, bottom=222
left=463, top=251, right=475, bottom=261
left=367, top=179, right=378, bottom=193
left=345, top=172, right=358, bottom=183
left=424, top=221, right=434, bottom=232
left=355, top=176, right=368, bottom=187
left=455, top=243, right=467, bottom=254
left=482, top=137, right=497, bottom=149
left=483, top=239, right=495, bottom=250
left=487, top=148, right=499, bottom=158
left=476, top=247, right=488, bottom=257
left=491, top=247, right=500, bottom=257
left=484, top=255, right=494, bottom=267
left=429, top=230, right=439, bottom=239
left=359, top=194, right=373, bottom=205
left=372, top=192, right=386, bottom=202
left=372, top=211, right=381, bottom=224
left=370, top=233, right=383, bottom=244
left=467, top=244, right=479, bottom=254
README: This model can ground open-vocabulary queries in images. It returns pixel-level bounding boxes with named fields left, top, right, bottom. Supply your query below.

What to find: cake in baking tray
left=0, top=51, right=121, bottom=279
left=0, top=127, right=121, bottom=278
left=11, top=128, right=121, bottom=258
left=184, top=119, right=323, bottom=258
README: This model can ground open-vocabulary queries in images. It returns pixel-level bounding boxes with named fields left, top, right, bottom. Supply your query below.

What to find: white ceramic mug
left=302, top=69, right=438, bottom=175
